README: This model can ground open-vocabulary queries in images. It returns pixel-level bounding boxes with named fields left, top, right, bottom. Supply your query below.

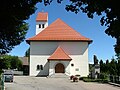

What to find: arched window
left=37, top=65, right=40, bottom=70
left=40, top=65, right=43, bottom=70
left=36, top=65, right=43, bottom=70
left=39, top=24, right=41, bottom=28
left=42, top=24, right=44, bottom=28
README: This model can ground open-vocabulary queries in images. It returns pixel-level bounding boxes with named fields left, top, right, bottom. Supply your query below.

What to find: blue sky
left=9, top=1, right=116, bottom=63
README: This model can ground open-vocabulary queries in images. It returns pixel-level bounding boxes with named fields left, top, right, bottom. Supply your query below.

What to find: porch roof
left=48, top=46, right=72, bottom=61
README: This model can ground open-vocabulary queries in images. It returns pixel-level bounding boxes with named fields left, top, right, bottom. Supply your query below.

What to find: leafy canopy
left=0, top=0, right=41, bottom=54
left=0, top=55, right=22, bottom=70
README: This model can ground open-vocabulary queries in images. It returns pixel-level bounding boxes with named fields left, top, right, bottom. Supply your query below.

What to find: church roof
left=36, top=12, right=48, bottom=22
left=27, top=18, right=92, bottom=43
left=48, top=46, right=72, bottom=61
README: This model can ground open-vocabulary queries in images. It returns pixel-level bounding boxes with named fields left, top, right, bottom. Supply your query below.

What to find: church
left=26, top=12, right=92, bottom=77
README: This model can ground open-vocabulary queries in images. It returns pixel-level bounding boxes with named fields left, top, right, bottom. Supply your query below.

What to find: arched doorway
left=55, top=63, right=65, bottom=73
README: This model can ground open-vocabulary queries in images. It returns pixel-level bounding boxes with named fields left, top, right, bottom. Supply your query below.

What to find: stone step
left=49, top=73, right=69, bottom=78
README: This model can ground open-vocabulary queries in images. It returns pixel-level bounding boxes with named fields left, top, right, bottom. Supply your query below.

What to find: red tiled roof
left=36, top=12, right=48, bottom=22
left=48, top=46, right=72, bottom=61
left=27, top=18, right=92, bottom=43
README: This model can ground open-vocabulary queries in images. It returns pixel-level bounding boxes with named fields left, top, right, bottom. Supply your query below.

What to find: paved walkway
left=5, top=76, right=120, bottom=90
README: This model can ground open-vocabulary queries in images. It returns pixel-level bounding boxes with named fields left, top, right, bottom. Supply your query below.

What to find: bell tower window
left=39, top=24, right=41, bottom=28
left=42, top=24, right=45, bottom=28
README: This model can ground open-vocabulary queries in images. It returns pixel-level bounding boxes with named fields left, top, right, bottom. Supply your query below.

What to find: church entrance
left=55, top=63, right=65, bottom=73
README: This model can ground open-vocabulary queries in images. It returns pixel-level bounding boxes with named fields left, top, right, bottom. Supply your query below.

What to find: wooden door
left=55, top=63, right=65, bottom=73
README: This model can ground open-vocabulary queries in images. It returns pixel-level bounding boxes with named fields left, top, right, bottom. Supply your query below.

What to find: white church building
left=26, top=12, right=92, bottom=77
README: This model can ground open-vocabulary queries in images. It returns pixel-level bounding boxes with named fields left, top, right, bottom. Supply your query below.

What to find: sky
left=9, top=1, right=116, bottom=63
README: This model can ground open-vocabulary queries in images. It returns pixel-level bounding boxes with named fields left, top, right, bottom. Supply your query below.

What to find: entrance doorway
left=55, top=63, right=65, bottom=73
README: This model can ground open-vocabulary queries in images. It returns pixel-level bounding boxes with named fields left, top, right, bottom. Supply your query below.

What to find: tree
left=105, top=59, right=109, bottom=74
left=0, top=0, right=42, bottom=54
left=109, top=58, right=117, bottom=75
left=99, top=59, right=104, bottom=73
left=10, top=56, right=23, bottom=70
left=0, top=55, right=22, bottom=70
left=0, top=56, right=11, bottom=69
left=93, top=55, right=98, bottom=65
left=117, top=60, right=120, bottom=76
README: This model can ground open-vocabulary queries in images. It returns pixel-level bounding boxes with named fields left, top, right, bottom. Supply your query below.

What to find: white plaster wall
left=30, top=41, right=89, bottom=77
left=36, top=21, right=48, bottom=35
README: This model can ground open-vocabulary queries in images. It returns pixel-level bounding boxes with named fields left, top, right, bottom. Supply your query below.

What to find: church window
left=37, top=65, right=40, bottom=70
left=36, top=65, right=43, bottom=70
left=42, top=24, right=45, bottom=28
left=40, top=65, right=43, bottom=70
left=39, top=24, right=41, bottom=28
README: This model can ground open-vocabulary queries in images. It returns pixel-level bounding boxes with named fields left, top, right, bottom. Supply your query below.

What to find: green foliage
left=100, top=60, right=104, bottom=73
left=83, top=78, right=108, bottom=83
left=109, top=58, right=117, bottom=75
left=0, top=0, right=44, bottom=54
left=100, top=59, right=120, bottom=76
left=82, top=76, right=108, bottom=83
left=117, top=60, right=120, bottom=76
left=93, top=55, right=98, bottom=65
left=99, top=73, right=108, bottom=80
left=89, top=64, right=93, bottom=72
left=0, top=55, right=22, bottom=70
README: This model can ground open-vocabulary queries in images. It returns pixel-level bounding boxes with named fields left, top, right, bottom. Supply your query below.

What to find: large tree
left=0, top=55, right=22, bottom=70
left=0, top=0, right=41, bottom=54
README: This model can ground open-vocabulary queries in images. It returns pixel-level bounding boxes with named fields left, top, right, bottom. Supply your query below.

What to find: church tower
left=36, top=12, right=48, bottom=35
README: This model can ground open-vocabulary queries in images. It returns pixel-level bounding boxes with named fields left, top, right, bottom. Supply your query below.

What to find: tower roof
left=48, top=46, right=72, bottom=61
left=27, top=18, right=92, bottom=43
left=36, top=12, right=48, bottom=22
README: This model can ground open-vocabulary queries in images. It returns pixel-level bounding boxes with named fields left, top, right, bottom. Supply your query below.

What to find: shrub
left=83, top=77, right=108, bottom=83
left=99, top=73, right=108, bottom=79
